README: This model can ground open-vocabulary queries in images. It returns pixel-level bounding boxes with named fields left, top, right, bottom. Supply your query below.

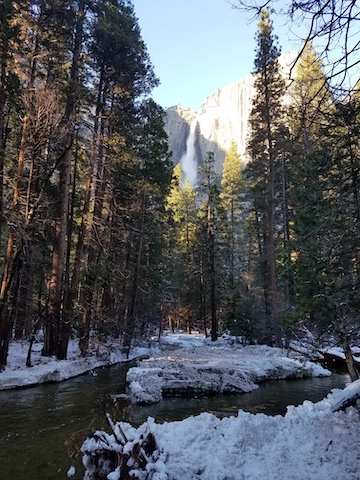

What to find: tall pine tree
left=246, top=9, right=287, bottom=346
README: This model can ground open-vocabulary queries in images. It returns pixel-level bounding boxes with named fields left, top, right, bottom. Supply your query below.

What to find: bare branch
left=231, top=0, right=360, bottom=89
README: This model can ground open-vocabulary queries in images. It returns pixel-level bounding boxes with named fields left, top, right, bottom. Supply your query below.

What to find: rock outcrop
left=164, top=51, right=297, bottom=179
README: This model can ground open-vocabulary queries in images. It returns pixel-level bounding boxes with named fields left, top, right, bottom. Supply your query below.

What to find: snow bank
left=0, top=339, right=153, bottom=391
left=0, top=333, right=331, bottom=397
left=330, top=378, right=360, bottom=412
left=127, top=335, right=331, bottom=404
left=81, top=385, right=360, bottom=480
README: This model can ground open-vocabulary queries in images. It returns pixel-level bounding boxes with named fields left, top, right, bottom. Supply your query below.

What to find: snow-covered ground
left=321, top=345, right=360, bottom=364
left=0, top=332, right=329, bottom=393
left=127, top=333, right=331, bottom=404
left=0, top=338, right=151, bottom=390
left=81, top=380, right=360, bottom=480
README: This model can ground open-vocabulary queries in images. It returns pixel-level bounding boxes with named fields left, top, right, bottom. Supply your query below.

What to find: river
left=0, top=363, right=349, bottom=480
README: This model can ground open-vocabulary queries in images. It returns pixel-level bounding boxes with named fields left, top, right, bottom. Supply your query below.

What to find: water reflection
left=130, top=373, right=350, bottom=424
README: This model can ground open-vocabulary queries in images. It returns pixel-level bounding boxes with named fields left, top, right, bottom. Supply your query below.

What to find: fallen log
left=331, top=379, right=360, bottom=413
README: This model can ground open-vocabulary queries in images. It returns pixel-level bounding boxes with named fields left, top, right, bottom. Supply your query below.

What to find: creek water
left=0, top=362, right=349, bottom=480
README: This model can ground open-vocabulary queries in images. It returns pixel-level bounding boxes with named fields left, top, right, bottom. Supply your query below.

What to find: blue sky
left=132, top=0, right=307, bottom=111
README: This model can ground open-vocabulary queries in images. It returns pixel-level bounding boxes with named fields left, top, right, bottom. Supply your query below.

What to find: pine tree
left=165, top=163, right=199, bottom=333
left=287, top=45, right=359, bottom=380
left=220, top=141, right=250, bottom=338
left=166, top=164, right=198, bottom=250
left=43, top=0, right=86, bottom=359
left=60, top=0, right=161, bottom=355
left=0, top=0, right=169, bottom=368
left=290, top=42, right=332, bottom=153
left=220, top=140, right=244, bottom=292
left=117, top=99, right=171, bottom=354
left=246, top=9, right=286, bottom=346
left=0, top=1, right=23, bottom=366
left=322, top=90, right=360, bottom=380
left=0, top=1, right=24, bottom=247
left=199, top=152, right=222, bottom=341
left=286, top=44, right=333, bottom=331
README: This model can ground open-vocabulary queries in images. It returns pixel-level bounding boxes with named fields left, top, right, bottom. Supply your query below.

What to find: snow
left=330, top=378, right=360, bottom=412
left=321, top=346, right=360, bottom=364
left=127, top=333, right=331, bottom=404
left=82, top=390, right=360, bottom=480
left=0, top=332, right=330, bottom=393
left=0, top=338, right=153, bottom=390
left=1, top=332, right=359, bottom=479
left=66, top=465, right=76, bottom=477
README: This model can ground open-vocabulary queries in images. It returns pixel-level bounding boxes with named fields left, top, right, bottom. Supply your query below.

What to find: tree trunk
left=78, top=81, right=109, bottom=353
left=44, top=1, right=85, bottom=359
left=199, top=258, right=207, bottom=336
left=64, top=66, right=105, bottom=354
left=268, top=154, right=280, bottom=345
left=56, top=2, right=85, bottom=361
left=123, top=195, right=146, bottom=356
left=79, top=302, right=91, bottom=354
left=0, top=110, right=30, bottom=365
left=14, top=247, right=34, bottom=339
left=339, top=319, right=359, bottom=382
left=208, top=204, right=217, bottom=341
left=344, top=343, right=359, bottom=382
left=0, top=68, right=7, bottom=245
left=0, top=244, right=23, bottom=366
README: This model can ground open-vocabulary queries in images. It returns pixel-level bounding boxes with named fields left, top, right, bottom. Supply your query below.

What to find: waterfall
left=180, top=117, right=198, bottom=187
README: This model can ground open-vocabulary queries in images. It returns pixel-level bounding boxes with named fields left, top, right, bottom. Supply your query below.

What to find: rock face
left=165, top=105, right=197, bottom=163
left=164, top=51, right=297, bottom=180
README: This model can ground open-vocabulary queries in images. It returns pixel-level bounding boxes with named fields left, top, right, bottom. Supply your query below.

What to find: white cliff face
left=164, top=76, right=254, bottom=177
left=164, top=105, right=197, bottom=165
left=164, top=51, right=297, bottom=178
left=196, top=73, right=254, bottom=174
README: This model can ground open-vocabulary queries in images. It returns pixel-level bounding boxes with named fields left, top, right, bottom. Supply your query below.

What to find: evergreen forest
left=0, top=1, right=359, bottom=381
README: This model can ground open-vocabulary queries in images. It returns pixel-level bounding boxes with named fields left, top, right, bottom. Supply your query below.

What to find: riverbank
left=127, top=333, right=331, bottom=404
left=0, top=332, right=331, bottom=392
left=82, top=380, right=360, bottom=480
left=0, top=338, right=152, bottom=391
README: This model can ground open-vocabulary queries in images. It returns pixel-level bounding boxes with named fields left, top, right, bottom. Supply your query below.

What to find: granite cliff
left=164, top=51, right=297, bottom=182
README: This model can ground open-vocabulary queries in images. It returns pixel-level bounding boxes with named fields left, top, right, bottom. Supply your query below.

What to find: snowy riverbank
left=81, top=379, right=360, bottom=480
left=79, top=335, right=360, bottom=480
left=127, top=333, right=331, bottom=404
left=2, top=333, right=359, bottom=480
left=0, top=339, right=151, bottom=391
left=0, top=332, right=330, bottom=393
